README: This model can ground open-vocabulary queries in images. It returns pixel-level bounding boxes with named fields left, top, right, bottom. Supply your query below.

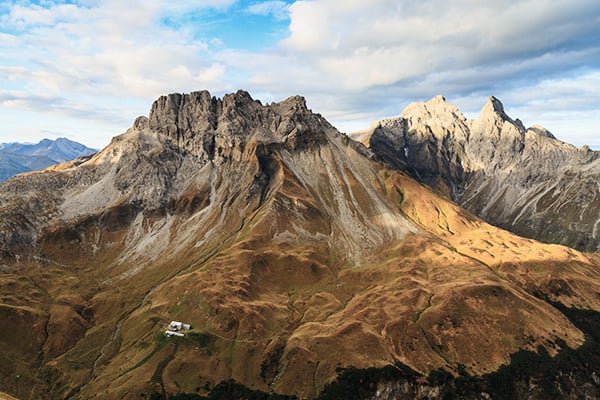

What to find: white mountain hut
left=169, top=321, right=191, bottom=331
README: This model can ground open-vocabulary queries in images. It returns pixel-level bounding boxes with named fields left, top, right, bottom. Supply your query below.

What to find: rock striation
left=359, top=95, right=600, bottom=252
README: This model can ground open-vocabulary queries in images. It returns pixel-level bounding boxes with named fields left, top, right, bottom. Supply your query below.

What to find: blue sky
left=0, top=0, right=599, bottom=149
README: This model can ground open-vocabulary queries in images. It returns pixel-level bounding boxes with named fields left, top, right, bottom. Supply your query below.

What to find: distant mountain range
left=0, top=137, right=97, bottom=182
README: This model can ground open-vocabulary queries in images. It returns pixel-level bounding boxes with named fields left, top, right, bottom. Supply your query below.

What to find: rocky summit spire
left=478, top=95, right=511, bottom=122
left=430, top=94, right=446, bottom=103
left=472, top=95, right=527, bottom=137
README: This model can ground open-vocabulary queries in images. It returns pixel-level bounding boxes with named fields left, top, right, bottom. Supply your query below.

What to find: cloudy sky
left=1, top=0, right=599, bottom=149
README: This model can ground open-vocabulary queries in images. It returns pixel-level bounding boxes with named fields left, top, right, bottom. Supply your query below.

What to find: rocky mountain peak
left=475, top=96, right=528, bottom=133
left=430, top=94, right=446, bottom=103
left=270, top=94, right=309, bottom=115
left=470, top=96, right=526, bottom=158
left=220, top=90, right=263, bottom=117
left=133, top=116, right=149, bottom=130
left=476, top=95, right=512, bottom=123
left=146, top=90, right=331, bottom=161
left=398, top=95, right=466, bottom=128
left=527, top=124, right=556, bottom=139
left=487, top=95, right=504, bottom=111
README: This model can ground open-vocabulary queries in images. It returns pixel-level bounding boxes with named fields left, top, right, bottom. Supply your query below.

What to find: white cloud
left=0, top=1, right=231, bottom=107
left=277, top=0, right=600, bottom=87
left=155, top=0, right=237, bottom=13
left=0, top=2, right=81, bottom=29
left=246, top=1, right=290, bottom=20
left=0, top=90, right=131, bottom=124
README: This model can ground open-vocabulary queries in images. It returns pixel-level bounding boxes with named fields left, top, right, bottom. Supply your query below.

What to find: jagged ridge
left=359, top=95, right=600, bottom=252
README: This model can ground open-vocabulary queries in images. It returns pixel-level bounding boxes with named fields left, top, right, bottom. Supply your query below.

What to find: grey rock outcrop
left=148, top=90, right=332, bottom=162
left=358, top=95, right=600, bottom=252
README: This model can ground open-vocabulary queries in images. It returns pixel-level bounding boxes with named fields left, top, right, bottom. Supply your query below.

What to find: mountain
left=356, top=95, right=600, bottom=252
left=0, top=137, right=96, bottom=163
left=0, top=151, right=57, bottom=182
left=0, top=137, right=96, bottom=182
left=0, top=90, right=598, bottom=399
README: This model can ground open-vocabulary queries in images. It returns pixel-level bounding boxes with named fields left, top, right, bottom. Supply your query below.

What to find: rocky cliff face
left=359, top=95, right=600, bottom=252
left=0, top=91, right=599, bottom=400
